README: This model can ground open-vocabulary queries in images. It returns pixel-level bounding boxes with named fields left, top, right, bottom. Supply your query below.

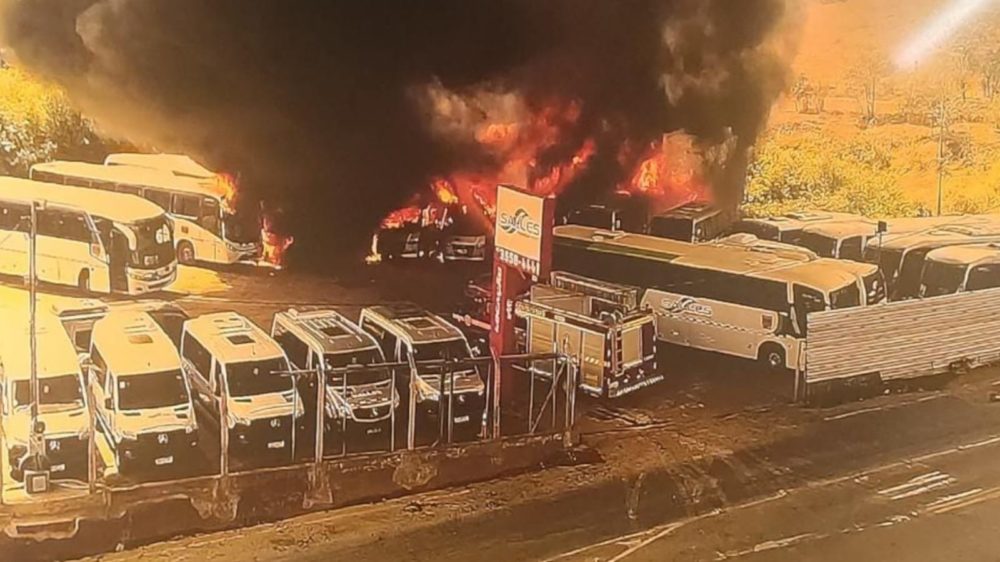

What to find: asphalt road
left=556, top=433, right=1000, bottom=562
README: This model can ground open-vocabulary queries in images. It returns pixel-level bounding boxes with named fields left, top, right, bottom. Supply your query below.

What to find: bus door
left=108, top=228, right=130, bottom=292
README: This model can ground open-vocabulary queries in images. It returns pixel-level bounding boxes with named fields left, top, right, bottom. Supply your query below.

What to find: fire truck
left=516, top=272, right=660, bottom=398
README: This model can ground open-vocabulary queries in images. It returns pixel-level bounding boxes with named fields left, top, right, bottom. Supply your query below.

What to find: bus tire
left=757, top=343, right=786, bottom=373
left=78, top=270, right=91, bottom=293
left=177, top=241, right=196, bottom=265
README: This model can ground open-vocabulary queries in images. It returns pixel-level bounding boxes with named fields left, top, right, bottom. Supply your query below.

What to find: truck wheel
left=177, top=241, right=195, bottom=265
left=757, top=344, right=787, bottom=374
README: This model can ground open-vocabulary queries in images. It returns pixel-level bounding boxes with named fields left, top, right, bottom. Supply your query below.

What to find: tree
left=845, top=50, right=891, bottom=125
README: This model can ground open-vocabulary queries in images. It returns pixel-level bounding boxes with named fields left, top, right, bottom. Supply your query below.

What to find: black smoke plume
left=0, top=0, right=800, bottom=266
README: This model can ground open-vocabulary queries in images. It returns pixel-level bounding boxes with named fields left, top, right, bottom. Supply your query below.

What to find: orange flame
left=618, top=134, right=708, bottom=212
left=261, top=213, right=294, bottom=269
left=213, top=173, right=239, bottom=214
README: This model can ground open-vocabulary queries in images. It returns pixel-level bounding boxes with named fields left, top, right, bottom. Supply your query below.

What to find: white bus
left=554, top=225, right=870, bottom=371
left=790, top=216, right=983, bottom=261
left=864, top=221, right=1000, bottom=300
left=919, top=244, right=1000, bottom=297
left=731, top=211, right=868, bottom=243
left=712, top=233, right=885, bottom=305
left=0, top=177, right=176, bottom=294
left=31, top=160, right=260, bottom=266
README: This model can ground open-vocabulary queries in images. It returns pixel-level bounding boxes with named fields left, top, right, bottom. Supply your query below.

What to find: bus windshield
left=223, top=211, right=259, bottom=244
left=895, top=248, right=931, bottom=299
left=325, top=349, right=389, bottom=387
left=226, top=358, right=290, bottom=397
left=788, top=232, right=837, bottom=258
left=829, top=283, right=862, bottom=309
left=13, top=375, right=84, bottom=409
left=118, top=370, right=189, bottom=410
left=921, top=261, right=967, bottom=297
left=129, top=216, right=174, bottom=269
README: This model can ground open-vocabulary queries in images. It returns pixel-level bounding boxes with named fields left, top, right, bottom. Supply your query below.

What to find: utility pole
left=28, top=201, right=42, bottom=466
left=936, top=98, right=947, bottom=217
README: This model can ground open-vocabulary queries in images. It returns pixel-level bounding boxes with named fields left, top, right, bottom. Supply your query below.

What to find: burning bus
left=32, top=160, right=262, bottom=266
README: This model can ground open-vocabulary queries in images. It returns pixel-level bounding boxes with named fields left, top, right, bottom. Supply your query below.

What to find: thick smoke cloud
left=0, top=0, right=799, bottom=265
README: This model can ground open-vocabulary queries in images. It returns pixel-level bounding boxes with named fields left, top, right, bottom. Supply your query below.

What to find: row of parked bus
left=0, top=154, right=263, bottom=296
left=733, top=211, right=1000, bottom=300
left=1, top=301, right=487, bottom=485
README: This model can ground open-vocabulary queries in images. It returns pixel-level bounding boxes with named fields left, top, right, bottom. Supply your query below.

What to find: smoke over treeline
left=0, top=0, right=799, bottom=265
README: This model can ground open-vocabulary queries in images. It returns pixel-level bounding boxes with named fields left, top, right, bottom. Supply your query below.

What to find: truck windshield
left=118, top=370, right=189, bottom=410
left=411, top=339, right=471, bottom=362
left=128, top=216, right=175, bottom=269
left=14, top=375, right=84, bottom=409
left=921, top=261, right=967, bottom=297
left=226, top=358, right=290, bottom=397
left=325, top=349, right=389, bottom=387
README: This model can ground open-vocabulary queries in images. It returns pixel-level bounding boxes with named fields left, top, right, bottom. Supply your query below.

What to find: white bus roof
left=104, top=153, right=216, bottom=180
left=801, top=220, right=879, bottom=239
left=274, top=309, right=381, bottom=356
left=0, top=319, right=81, bottom=380
left=870, top=222, right=1000, bottom=251
left=711, top=233, right=819, bottom=262
left=756, top=259, right=865, bottom=293
left=362, top=303, right=464, bottom=344
left=32, top=160, right=225, bottom=201
left=93, top=311, right=181, bottom=376
left=741, top=211, right=868, bottom=231
left=555, top=225, right=862, bottom=293
left=185, top=312, right=283, bottom=364
left=0, top=176, right=164, bottom=224
left=926, top=243, right=1000, bottom=266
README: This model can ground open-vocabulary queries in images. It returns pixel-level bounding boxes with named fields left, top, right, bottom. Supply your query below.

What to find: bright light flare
left=894, top=0, right=994, bottom=70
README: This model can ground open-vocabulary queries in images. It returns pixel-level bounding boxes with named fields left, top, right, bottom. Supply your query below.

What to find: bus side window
left=173, top=194, right=201, bottom=219
left=62, top=210, right=93, bottom=243
left=0, top=202, right=29, bottom=232
left=840, top=236, right=864, bottom=261
left=967, top=264, right=1000, bottom=291
left=182, top=333, right=212, bottom=383
left=145, top=189, right=172, bottom=210
left=116, top=185, right=143, bottom=197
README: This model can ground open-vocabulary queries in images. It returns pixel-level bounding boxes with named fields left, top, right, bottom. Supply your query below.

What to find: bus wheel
left=757, top=344, right=786, bottom=374
left=78, top=270, right=91, bottom=293
left=178, top=242, right=196, bottom=265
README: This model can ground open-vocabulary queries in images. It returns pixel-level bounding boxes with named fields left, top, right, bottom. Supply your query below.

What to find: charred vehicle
left=271, top=309, right=399, bottom=454
left=517, top=272, right=661, bottom=398
left=1, top=320, right=91, bottom=484
left=359, top=304, right=486, bottom=442
left=181, top=312, right=303, bottom=469
left=89, top=311, right=199, bottom=478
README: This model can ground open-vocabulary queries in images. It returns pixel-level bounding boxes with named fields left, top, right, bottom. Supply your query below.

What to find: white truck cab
left=180, top=312, right=302, bottom=469
left=0, top=320, right=91, bottom=484
left=89, top=311, right=198, bottom=477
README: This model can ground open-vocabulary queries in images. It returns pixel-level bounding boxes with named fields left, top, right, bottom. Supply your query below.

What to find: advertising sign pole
left=489, top=185, right=554, bottom=438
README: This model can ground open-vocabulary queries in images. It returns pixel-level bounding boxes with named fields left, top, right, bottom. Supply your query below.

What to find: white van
left=89, top=311, right=198, bottom=477
left=180, top=312, right=302, bottom=469
left=359, top=304, right=485, bottom=442
left=0, top=319, right=90, bottom=484
left=271, top=309, right=398, bottom=454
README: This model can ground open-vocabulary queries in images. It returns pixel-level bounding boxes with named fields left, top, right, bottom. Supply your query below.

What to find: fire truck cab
left=359, top=303, right=485, bottom=442
left=517, top=272, right=661, bottom=398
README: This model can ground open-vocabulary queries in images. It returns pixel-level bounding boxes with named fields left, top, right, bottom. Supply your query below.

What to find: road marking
left=552, top=432, right=1000, bottom=561
left=925, top=488, right=984, bottom=511
left=714, top=532, right=825, bottom=560
left=926, top=486, right=1000, bottom=515
left=877, top=471, right=956, bottom=500
left=822, top=393, right=944, bottom=422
